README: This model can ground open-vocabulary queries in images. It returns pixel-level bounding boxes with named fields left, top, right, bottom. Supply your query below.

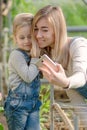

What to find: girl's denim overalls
left=4, top=49, right=42, bottom=130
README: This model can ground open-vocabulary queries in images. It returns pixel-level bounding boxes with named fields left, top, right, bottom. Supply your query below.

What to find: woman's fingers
left=39, top=66, right=51, bottom=75
left=39, top=61, right=67, bottom=87
left=43, top=61, right=59, bottom=72
left=58, top=64, right=65, bottom=73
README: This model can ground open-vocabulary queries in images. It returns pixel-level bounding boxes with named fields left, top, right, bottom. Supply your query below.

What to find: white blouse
left=66, top=37, right=87, bottom=89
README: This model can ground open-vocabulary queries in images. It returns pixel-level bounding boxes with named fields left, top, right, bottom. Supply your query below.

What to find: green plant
left=0, top=123, right=4, bottom=130
left=40, top=84, right=50, bottom=129
left=0, top=107, right=4, bottom=113
left=0, top=107, right=4, bottom=130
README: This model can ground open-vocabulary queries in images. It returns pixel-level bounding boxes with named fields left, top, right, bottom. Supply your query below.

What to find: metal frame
left=50, top=85, right=79, bottom=130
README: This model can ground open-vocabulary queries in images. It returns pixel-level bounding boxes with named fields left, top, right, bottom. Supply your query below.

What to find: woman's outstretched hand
left=39, top=61, right=69, bottom=88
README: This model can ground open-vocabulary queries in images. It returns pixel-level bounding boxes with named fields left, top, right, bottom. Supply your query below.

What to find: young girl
left=4, top=13, right=41, bottom=130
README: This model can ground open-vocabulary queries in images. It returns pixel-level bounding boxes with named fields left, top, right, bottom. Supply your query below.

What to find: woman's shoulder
left=69, top=37, right=87, bottom=56
left=70, top=36, right=87, bottom=43
left=70, top=36, right=87, bottom=49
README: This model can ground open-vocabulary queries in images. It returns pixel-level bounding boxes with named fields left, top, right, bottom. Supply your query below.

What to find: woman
left=31, top=5, right=87, bottom=127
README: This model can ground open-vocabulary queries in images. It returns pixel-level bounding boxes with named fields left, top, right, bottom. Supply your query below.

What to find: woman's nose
left=36, top=30, right=42, bottom=38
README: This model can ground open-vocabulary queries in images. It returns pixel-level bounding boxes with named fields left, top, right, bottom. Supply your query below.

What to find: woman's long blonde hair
left=31, top=5, right=69, bottom=69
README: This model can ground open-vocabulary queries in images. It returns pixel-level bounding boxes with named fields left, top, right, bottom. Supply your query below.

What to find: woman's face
left=34, top=17, right=55, bottom=48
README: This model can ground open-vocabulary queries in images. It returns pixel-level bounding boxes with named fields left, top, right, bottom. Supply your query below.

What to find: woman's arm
left=68, top=38, right=87, bottom=88
left=39, top=38, right=87, bottom=89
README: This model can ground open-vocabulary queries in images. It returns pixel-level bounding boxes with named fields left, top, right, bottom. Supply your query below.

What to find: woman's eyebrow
left=41, top=26, right=48, bottom=29
left=35, top=25, right=48, bottom=29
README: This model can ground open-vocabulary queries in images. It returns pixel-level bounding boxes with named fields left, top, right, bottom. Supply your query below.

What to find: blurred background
left=0, top=0, right=87, bottom=130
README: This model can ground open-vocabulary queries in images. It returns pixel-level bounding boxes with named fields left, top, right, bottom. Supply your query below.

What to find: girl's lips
left=24, top=43, right=31, bottom=45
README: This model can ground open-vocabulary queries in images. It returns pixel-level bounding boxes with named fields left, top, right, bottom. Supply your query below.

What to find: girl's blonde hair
left=13, top=13, right=34, bottom=38
left=32, top=5, right=69, bottom=69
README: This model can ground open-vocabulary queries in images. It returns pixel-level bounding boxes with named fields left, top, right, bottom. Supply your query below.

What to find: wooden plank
left=53, top=103, right=74, bottom=130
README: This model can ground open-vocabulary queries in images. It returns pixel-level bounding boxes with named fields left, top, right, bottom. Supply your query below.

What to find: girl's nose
left=25, top=38, right=29, bottom=43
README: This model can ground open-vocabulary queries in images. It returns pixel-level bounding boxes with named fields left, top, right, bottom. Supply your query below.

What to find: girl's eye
left=28, top=35, right=31, bottom=39
left=20, top=37, right=25, bottom=39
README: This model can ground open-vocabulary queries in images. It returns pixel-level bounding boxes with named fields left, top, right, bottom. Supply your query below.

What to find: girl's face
left=15, top=25, right=32, bottom=51
left=34, top=17, right=55, bottom=48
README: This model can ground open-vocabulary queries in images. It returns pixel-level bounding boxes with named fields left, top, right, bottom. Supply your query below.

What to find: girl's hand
left=39, top=61, right=69, bottom=88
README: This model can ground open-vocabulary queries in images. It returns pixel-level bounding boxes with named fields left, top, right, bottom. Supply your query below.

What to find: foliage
left=3, top=0, right=87, bottom=27
left=40, top=84, right=50, bottom=129
left=0, top=107, right=4, bottom=130
left=62, top=2, right=87, bottom=26
left=0, top=123, right=4, bottom=130
left=11, top=0, right=51, bottom=19
left=0, top=107, right=4, bottom=113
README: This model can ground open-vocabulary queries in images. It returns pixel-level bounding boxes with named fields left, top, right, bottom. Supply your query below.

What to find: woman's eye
left=34, top=28, right=38, bottom=31
left=43, top=29, right=48, bottom=32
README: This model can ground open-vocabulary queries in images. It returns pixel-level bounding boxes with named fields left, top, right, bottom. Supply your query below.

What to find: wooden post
left=50, top=85, right=54, bottom=130
left=0, top=0, right=3, bottom=62
left=53, top=103, right=74, bottom=130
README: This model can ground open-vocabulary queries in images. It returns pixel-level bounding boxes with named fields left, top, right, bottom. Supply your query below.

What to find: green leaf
left=0, top=107, right=4, bottom=112
left=0, top=123, right=4, bottom=130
